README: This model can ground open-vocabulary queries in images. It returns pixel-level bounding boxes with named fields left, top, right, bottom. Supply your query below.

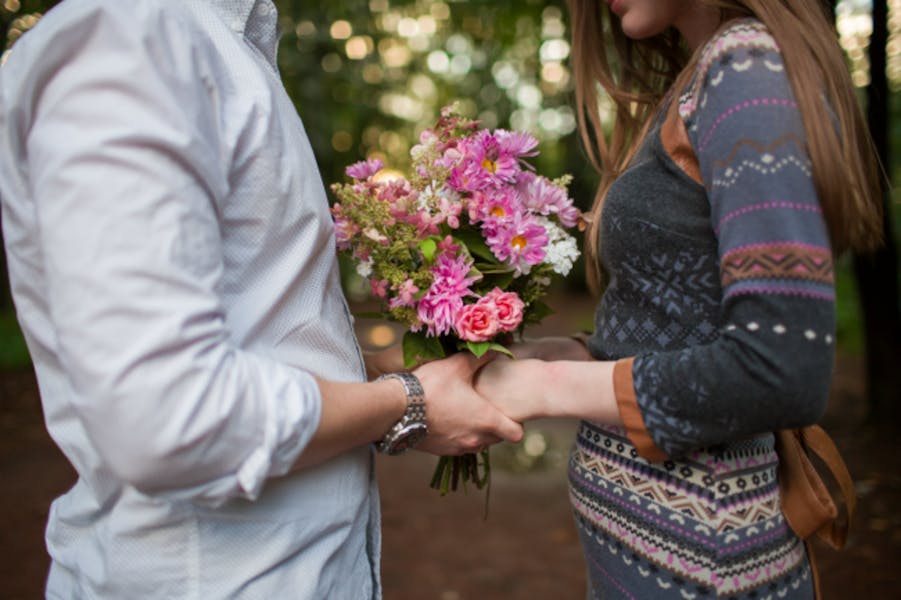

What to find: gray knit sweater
left=587, top=19, right=836, bottom=460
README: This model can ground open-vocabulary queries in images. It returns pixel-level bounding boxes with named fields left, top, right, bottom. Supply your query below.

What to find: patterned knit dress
left=574, top=20, right=833, bottom=599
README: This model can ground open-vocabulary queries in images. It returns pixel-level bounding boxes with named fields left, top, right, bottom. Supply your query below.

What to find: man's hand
left=413, top=352, right=523, bottom=456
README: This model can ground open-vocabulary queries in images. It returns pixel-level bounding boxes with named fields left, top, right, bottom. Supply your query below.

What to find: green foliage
left=0, top=311, right=29, bottom=369
left=834, top=254, right=864, bottom=355
left=401, top=330, right=445, bottom=368
left=275, top=0, right=590, bottom=202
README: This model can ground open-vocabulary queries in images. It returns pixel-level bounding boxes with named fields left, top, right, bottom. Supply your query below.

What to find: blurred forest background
left=2, top=0, right=899, bottom=416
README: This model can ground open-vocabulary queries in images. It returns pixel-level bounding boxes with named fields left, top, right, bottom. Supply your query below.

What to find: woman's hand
left=476, top=353, right=622, bottom=427
left=474, top=356, right=551, bottom=422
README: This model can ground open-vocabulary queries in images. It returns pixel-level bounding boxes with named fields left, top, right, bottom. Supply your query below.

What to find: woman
left=476, top=0, right=882, bottom=598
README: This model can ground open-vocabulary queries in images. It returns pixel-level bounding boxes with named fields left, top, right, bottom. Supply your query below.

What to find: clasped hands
left=366, top=336, right=589, bottom=456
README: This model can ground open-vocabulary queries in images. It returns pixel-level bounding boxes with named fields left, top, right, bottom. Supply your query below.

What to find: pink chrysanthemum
left=467, top=188, right=522, bottom=227
left=449, top=131, right=521, bottom=192
left=485, top=211, right=549, bottom=273
left=495, top=129, right=539, bottom=159
left=515, top=172, right=580, bottom=228
left=417, top=253, right=480, bottom=336
left=345, top=158, right=384, bottom=180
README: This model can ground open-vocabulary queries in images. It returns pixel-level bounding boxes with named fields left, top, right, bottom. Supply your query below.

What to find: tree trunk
left=856, top=0, right=901, bottom=422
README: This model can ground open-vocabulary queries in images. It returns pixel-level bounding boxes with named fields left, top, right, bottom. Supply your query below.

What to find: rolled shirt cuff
left=613, top=357, right=668, bottom=462
left=236, top=367, right=323, bottom=501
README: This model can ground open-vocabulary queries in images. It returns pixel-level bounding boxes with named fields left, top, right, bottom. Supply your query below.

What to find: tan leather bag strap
left=776, top=426, right=856, bottom=550
left=800, top=425, right=857, bottom=548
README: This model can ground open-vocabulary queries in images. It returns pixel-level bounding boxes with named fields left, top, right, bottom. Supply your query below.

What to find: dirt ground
left=1, top=296, right=899, bottom=599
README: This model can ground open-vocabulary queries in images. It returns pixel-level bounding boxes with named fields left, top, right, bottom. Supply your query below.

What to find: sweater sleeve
left=615, top=23, right=836, bottom=460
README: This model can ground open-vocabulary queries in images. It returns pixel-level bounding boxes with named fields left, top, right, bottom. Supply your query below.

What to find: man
left=0, top=0, right=522, bottom=597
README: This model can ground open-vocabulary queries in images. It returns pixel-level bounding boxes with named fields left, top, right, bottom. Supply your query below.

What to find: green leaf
left=524, top=300, right=555, bottom=324
left=464, top=341, right=492, bottom=357
left=419, top=238, right=438, bottom=263
left=487, top=343, right=515, bottom=359
left=454, top=230, right=497, bottom=263
left=487, top=271, right=516, bottom=290
left=473, top=263, right=516, bottom=275
left=402, top=330, right=446, bottom=368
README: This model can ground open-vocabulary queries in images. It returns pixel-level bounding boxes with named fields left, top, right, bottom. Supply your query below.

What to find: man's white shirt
left=0, top=0, right=380, bottom=597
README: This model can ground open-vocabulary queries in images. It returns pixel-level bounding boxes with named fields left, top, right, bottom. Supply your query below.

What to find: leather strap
left=776, top=425, right=856, bottom=549
left=801, top=425, right=857, bottom=548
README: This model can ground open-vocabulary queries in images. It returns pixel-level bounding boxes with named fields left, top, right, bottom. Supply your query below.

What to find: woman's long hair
left=567, top=0, right=884, bottom=292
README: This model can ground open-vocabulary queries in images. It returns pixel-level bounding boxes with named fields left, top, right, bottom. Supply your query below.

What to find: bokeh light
left=345, top=35, right=373, bottom=60
left=367, top=324, right=397, bottom=348
left=329, top=19, right=352, bottom=40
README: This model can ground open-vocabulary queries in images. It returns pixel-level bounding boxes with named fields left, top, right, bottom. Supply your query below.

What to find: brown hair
left=567, top=0, right=884, bottom=292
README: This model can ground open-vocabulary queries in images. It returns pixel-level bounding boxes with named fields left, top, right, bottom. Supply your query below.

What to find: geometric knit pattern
left=581, top=19, right=832, bottom=598
left=720, top=243, right=834, bottom=299
left=571, top=423, right=814, bottom=599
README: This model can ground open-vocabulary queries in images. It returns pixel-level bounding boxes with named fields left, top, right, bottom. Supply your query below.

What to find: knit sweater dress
left=573, top=20, right=833, bottom=599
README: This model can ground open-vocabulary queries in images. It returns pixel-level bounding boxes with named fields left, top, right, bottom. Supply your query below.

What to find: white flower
left=362, top=227, right=388, bottom=243
left=537, top=217, right=580, bottom=276
left=356, top=258, right=374, bottom=278
left=410, top=136, right=437, bottom=161
left=418, top=183, right=460, bottom=210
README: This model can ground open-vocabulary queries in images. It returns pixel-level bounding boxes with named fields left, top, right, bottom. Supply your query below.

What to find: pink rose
left=480, top=287, right=524, bottom=332
left=455, top=302, right=500, bottom=342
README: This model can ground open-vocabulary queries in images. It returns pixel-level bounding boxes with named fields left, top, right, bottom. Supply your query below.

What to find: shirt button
left=231, top=19, right=244, bottom=32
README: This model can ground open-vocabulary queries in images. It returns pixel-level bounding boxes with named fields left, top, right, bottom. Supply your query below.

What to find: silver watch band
left=375, top=372, right=427, bottom=454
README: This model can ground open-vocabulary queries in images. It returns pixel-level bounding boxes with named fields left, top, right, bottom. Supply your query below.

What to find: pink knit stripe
left=715, top=201, right=821, bottom=233
left=699, top=98, right=797, bottom=152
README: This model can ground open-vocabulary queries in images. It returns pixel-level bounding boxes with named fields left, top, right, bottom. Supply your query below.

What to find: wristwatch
left=375, top=372, right=428, bottom=455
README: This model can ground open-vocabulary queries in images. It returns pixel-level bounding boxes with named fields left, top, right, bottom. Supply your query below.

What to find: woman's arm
left=475, top=356, right=620, bottom=426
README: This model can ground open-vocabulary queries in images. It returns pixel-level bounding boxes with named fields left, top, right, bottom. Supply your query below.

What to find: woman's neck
left=675, top=5, right=726, bottom=51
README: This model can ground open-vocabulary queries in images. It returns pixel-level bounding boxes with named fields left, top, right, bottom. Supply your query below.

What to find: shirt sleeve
left=22, top=2, right=322, bottom=505
left=613, top=28, right=836, bottom=460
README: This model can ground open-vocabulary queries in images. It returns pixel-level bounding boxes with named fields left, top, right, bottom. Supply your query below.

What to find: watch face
left=390, top=423, right=428, bottom=454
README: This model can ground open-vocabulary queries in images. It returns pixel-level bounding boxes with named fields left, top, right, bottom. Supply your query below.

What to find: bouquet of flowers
left=330, top=104, right=582, bottom=495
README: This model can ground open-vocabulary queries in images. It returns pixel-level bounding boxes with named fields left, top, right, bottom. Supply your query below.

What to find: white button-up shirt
left=0, top=0, right=380, bottom=597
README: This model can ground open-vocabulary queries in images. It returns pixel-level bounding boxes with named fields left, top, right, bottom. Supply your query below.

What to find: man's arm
left=299, top=352, right=523, bottom=469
